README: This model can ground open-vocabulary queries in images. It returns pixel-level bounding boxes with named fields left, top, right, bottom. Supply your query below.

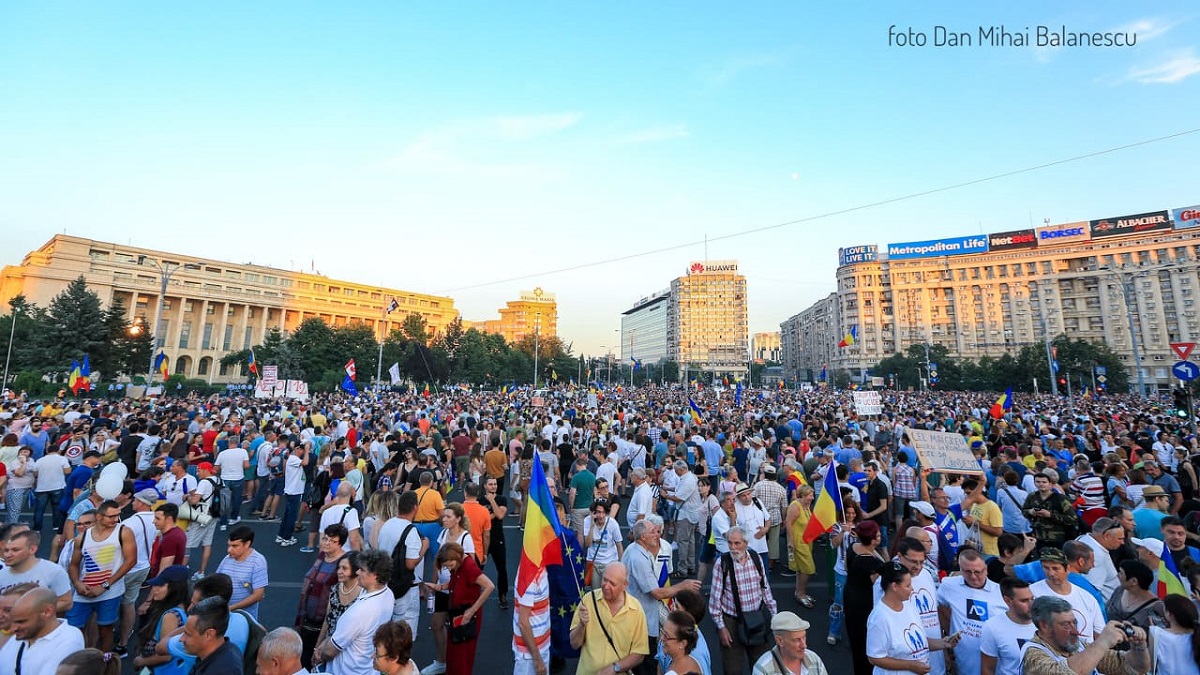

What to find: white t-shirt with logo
left=866, top=600, right=929, bottom=675
left=937, top=576, right=1005, bottom=675
left=873, top=568, right=944, bottom=675
left=980, top=612, right=1037, bottom=675
left=1030, top=580, right=1105, bottom=641
left=583, top=516, right=623, bottom=565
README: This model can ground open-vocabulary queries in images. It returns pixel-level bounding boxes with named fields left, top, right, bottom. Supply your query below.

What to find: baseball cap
left=910, top=501, right=935, bottom=518
left=1039, top=548, right=1067, bottom=566
left=195, top=462, right=214, bottom=473
left=1131, top=537, right=1165, bottom=558
left=145, top=564, right=191, bottom=587
left=762, top=464, right=777, bottom=476
left=771, top=611, right=811, bottom=632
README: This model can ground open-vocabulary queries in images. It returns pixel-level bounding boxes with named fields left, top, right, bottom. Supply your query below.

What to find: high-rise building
left=621, top=260, right=749, bottom=378
left=474, top=288, right=558, bottom=344
left=0, top=235, right=458, bottom=382
left=779, top=203, right=1200, bottom=393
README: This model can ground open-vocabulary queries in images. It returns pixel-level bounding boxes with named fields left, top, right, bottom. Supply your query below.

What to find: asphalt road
left=37, top=502, right=848, bottom=674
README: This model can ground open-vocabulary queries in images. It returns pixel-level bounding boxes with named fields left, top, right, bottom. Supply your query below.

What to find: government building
left=781, top=203, right=1200, bottom=393
left=621, top=260, right=749, bottom=379
left=468, top=288, right=558, bottom=343
left=0, top=235, right=459, bottom=382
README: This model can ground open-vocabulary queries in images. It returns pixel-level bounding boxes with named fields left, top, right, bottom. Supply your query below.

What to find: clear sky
left=2, top=1, right=1198, bottom=357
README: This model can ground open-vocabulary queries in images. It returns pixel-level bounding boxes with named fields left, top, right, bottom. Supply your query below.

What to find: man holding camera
left=1021, top=595, right=1151, bottom=675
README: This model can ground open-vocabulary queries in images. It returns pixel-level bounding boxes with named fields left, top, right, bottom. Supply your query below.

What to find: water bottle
left=427, top=589, right=436, bottom=614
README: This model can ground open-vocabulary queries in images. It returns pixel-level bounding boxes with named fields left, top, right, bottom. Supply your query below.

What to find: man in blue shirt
left=19, top=418, right=51, bottom=460
left=60, top=450, right=101, bottom=514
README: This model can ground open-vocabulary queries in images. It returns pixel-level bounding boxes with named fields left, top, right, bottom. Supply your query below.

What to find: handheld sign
left=852, top=391, right=882, bottom=416
left=907, top=429, right=983, bottom=474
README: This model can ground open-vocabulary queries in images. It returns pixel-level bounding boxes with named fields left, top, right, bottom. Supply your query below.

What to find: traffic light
left=1174, top=388, right=1190, bottom=414
left=1057, top=377, right=1067, bottom=390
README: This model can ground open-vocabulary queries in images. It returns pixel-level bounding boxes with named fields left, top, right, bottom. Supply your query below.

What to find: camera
left=1112, top=623, right=1137, bottom=651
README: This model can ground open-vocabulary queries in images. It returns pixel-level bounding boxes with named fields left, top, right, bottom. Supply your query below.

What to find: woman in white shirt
left=582, top=498, right=623, bottom=589
left=1149, top=594, right=1200, bottom=675
left=867, top=561, right=957, bottom=675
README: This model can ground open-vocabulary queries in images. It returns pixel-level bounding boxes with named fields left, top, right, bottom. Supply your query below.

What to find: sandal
left=799, top=596, right=815, bottom=608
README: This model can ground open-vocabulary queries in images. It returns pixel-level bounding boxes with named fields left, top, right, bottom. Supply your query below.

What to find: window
left=201, top=323, right=214, bottom=350
left=179, top=321, right=192, bottom=349
left=223, top=325, right=233, bottom=351
left=243, top=327, right=252, bottom=349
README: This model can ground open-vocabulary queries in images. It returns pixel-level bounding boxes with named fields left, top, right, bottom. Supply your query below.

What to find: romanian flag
left=155, top=352, right=169, bottom=381
left=803, top=459, right=843, bottom=544
left=989, top=387, right=1013, bottom=419
left=837, top=325, right=858, bottom=348
left=819, top=364, right=827, bottom=382
left=516, top=450, right=564, bottom=597
left=785, top=468, right=807, bottom=492
left=79, top=355, right=92, bottom=392
left=422, top=383, right=430, bottom=398
left=687, top=397, right=704, bottom=425
left=248, top=348, right=259, bottom=377
left=68, top=360, right=82, bottom=394
left=1157, top=548, right=1189, bottom=599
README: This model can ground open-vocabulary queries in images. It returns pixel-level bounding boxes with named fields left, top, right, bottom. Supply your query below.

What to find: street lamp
left=533, top=315, right=541, bottom=388
left=138, top=256, right=200, bottom=385
left=2, top=304, right=19, bottom=392
left=1108, top=265, right=1154, bottom=397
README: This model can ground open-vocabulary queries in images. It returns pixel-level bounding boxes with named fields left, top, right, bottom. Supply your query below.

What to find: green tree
left=0, top=295, right=48, bottom=384
left=401, top=313, right=429, bottom=345
left=39, top=276, right=106, bottom=373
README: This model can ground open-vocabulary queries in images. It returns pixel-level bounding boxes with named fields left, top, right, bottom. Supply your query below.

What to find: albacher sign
left=687, top=260, right=738, bottom=275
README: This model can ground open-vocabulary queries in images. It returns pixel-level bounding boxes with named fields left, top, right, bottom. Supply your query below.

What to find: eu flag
left=547, top=527, right=584, bottom=660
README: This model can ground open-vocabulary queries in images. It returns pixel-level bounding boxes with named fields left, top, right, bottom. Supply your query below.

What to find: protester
left=214, top=524, right=268, bottom=620
left=658, top=609, right=703, bottom=675
left=181, top=596, right=243, bottom=674
left=569, top=561, right=649, bottom=675
left=431, top=541, right=493, bottom=675
left=1021, top=595, right=1150, bottom=675
left=0, top=587, right=84, bottom=675
left=0, top=530, right=73, bottom=612
left=980, top=577, right=1037, bottom=675
left=374, top=620, right=419, bottom=675
left=296, top=523, right=350, bottom=667
left=312, top=548, right=394, bottom=674
left=1148, top=594, right=1200, bottom=675
left=65, top=498, right=138, bottom=651
left=784, top=484, right=816, bottom=607
left=844, top=520, right=885, bottom=675
left=937, top=547, right=1005, bottom=675
left=255, top=627, right=307, bottom=675
left=868, top=560, right=958, bottom=675
left=708, top=525, right=778, bottom=675
left=131, top=564, right=189, bottom=675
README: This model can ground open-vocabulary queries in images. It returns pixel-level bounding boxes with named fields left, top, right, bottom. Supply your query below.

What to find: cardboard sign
left=907, top=428, right=983, bottom=474
left=262, top=365, right=278, bottom=387
left=852, top=391, right=882, bottom=416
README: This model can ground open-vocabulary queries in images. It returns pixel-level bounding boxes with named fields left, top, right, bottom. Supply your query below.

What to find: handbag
left=723, top=552, right=771, bottom=647
left=448, top=605, right=479, bottom=643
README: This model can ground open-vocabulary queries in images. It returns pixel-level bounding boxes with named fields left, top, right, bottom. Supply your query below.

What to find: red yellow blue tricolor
left=989, top=387, right=1013, bottom=419
left=516, top=449, right=564, bottom=597
left=803, top=459, right=843, bottom=544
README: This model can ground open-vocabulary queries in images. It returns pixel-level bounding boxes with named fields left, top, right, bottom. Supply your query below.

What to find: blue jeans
left=34, top=490, right=62, bottom=531
left=221, top=480, right=243, bottom=526
left=277, top=494, right=302, bottom=540
left=829, top=571, right=847, bottom=641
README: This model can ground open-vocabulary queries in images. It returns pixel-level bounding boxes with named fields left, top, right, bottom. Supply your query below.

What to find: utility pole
left=138, top=256, right=199, bottom=385
left=1113, top=270, right=1148, bottom=397
left=1034, top=285, right=1058, bottom=396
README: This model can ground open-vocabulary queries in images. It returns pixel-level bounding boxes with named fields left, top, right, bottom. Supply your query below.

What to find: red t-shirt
left=150, top=526, right=188, bottom=576
left=451, top=434, right=472, bottom=458
left=201, top=429, right=218, bottom=454
left=449, top=555, right=484, bottom=609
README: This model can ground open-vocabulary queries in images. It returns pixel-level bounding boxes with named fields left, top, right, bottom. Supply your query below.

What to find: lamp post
left=533, top=316, right=541, bottom=388
left=138, top=256, right=199, bottom=385
left=1109, top=266, right=1151, bottom=397
left=2, top=304, right=18, bottom=392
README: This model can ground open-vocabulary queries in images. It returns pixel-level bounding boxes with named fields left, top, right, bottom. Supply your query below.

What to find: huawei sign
left=687, top=260, right=738, bottom=275
left=690, top=262, right=706, bottom=274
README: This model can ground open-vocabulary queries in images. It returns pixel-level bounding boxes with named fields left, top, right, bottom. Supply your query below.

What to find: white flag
left=388, top=363, right=401, bottom=385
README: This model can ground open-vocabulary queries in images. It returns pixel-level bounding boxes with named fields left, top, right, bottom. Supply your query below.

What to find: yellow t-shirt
left=971, top=500, right=1004, bottom=556
left=571, top=590, right=650, bottom=673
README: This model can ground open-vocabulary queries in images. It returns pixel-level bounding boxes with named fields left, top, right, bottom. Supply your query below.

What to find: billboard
left=1090, top=210, right=1172, bottom=239
left=886, top=235, right=988, bottom=260
left=1035, top=221, right=1090, bottom=246
left=987, top=228, right=1037, bottom=252
left=687, top=260, right=738, bottom=275
left=838, top=245, right=878, bottom=266
left=1173, top=205, right=1200, bottom=230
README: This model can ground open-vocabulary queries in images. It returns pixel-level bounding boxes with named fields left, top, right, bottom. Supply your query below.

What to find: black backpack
left=205, top=477, right=223, bottom=519
left=236, top=609, right=266, bottom=675
left=388, top=524, right=419, bottom=597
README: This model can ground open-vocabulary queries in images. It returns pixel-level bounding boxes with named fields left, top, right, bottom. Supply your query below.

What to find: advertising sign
left=1035, top=221, right=1090, bottom=246
left=987, top=228, right=1037, bottom=252
left=886, top=235, right=989, bottom=260
left=838, top=245, right=878, bottom=267
left=1090, top=210, right=1172, bottom=239
left=1173, top=205, right=1200, bottom=230
left=907, top=429, right=983, bottom=474
left=687, top=260, right=738, bottom=275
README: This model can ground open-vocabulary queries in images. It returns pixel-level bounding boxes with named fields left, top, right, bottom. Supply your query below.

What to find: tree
left=39, top=276, right=106, bottom=372
left=0, top=295, right=48, bottom=383
left=401, top=313, right=429, bottom=345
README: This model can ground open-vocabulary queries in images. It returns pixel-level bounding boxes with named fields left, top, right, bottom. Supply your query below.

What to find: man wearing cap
left=753, top=464, right=788, bottom=573
left=185, top=462, right=220, bottom=580
left=1023, top=472, right=1078, bottom=552
left=734, top=483, right=771, bottom=570
left=1144, top=461, right=1183, bottom=515
left=115, top=487, right=158, bottom=657
left=1132, top=484, right=1171, bottom=538
left=1028, top=546, right=1106, bottom=642
left=751, top=611, right=829, bottom=675
left=911, top=501, right=942, bottom=575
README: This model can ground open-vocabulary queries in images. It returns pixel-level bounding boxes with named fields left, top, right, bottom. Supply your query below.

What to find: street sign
left=1173, top=360, right=1200, bottom=382
left=1097, top=375, right=1107, bottom=383
left=1172, top=342, right=1196, bottom=361
left=1094, top=366, right=1107, bottom=375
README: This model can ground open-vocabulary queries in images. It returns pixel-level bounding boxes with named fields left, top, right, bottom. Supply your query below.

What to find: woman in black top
left=844, top=519, right=886, bottom=675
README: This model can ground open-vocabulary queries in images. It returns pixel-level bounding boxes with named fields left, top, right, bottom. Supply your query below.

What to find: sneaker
left=230, top=518, right=241, bottom=525
left=219, top=525, right=227, bottom=531
left=780, top=568, right=797, bottom=577
left=300, top=546, right=315, bottom=553
left=280, top=538, right=298, bottom=547
left=827, top=636, right=838, bottom=645
left=421, top=661, right=447, bottom=675
left=190, top=572, right=205, bottom=581
left=275, top=536, right=285, bottom=544
left=497, top=596, right=509, bottom=610
left=113, top=645, right=129, bottom=658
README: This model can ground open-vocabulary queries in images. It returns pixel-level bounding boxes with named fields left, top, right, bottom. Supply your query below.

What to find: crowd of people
left=0, top=384, right=1199, bottom=675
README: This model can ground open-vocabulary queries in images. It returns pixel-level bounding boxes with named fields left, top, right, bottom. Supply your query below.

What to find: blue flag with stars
left=548, top=527, right=585, bottom=659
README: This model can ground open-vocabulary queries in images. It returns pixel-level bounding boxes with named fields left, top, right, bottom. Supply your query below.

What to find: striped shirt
left=215, top=550, right=269, bottom=620
left=512, top=569, right=551, bottom=660
left=893, top=463, right=919, bottom=500
left=1070, top=471, right=1105, bottom=509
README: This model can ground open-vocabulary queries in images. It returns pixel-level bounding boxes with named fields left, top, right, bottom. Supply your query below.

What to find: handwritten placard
left=852, top=391, right=882, bottom=416
left=907, top=429, right=982, bottom=474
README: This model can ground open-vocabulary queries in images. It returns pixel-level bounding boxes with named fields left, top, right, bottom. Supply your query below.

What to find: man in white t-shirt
left=626, top=468, right=654, bottom=529
left=734, top=483, right=771, bottom=568
left=275, top=444, right=308, bottom=547
left=980, top=577, right=1037, bottom=675
left=214, top=443, right=250, bottom=528
left=312, top=549, right=395, bottom=674
left=116, top=489, right=158, bottom=657
left=0, top=531, right=73, bottom=613
left=319, top=483, right=363, bottom=552
left=513, top=568, right=551, bottom=675
left=0, top=587, right=84, bottom=675
left=378, top=491, right=426, bottom=635
left=1028, top=546, right=1106, bottom=643
left=185, top=463, right=220, bottom=579
left=33, top=445, right=71, bottom=531
left=937, top=548, right=1006, bottom=675
left=595, top=454, right=618, bottom=494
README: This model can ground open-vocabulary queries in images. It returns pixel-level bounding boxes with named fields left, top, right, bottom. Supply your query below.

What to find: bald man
left=0, top=587, right=85, bottom=675
left=319, top=482, right=363, bottom=552
left=571, top=561, right=650, bottom=675
left=906, top=526, right=940, bottom=580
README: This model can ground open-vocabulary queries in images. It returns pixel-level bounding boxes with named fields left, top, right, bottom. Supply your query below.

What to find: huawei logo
left=689, top=263, right=705, bottom=274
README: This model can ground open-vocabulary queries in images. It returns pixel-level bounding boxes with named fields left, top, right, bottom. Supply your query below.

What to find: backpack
left=236, top=609, right=267, bottom=675
left=388, top=523, right=419, bottom=598
left=268, top=445, right=289, bottom=478
left=204, top=477, right=223, bottom=519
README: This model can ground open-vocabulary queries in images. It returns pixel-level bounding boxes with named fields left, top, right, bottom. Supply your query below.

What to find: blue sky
left=2, top=1, right=1198, bottom=357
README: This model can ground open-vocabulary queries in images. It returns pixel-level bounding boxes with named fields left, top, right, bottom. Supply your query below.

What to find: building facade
left=475, top=288, right=558, bottom=344
left=780, top=203, right=1200, bottom=392
left=0, top=235, right=458, bottom=382
left=620, top=260, right=749, bottom=379
left=751, top=331, right=782, bottom=363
